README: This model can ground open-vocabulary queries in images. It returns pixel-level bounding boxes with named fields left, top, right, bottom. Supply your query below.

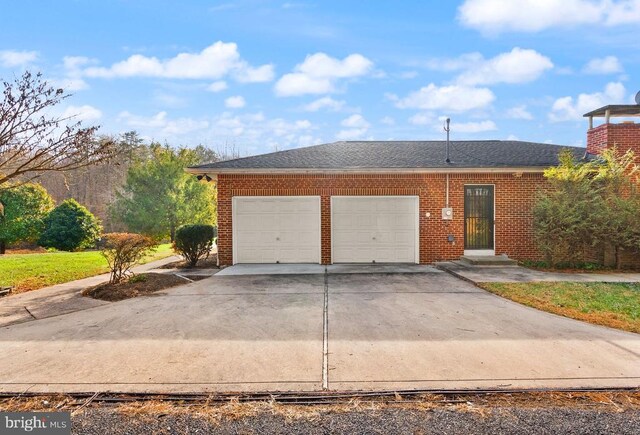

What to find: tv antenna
left=443, top=117, right=451, bottom=164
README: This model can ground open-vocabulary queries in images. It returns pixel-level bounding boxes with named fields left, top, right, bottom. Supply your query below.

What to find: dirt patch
left=82, top=273, right=190, bottom=302
left=5, top=247, right=48, bottom=255
left=160, top=254, right=218, bottom=270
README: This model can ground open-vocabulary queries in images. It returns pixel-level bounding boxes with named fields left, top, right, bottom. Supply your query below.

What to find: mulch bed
left=160, top=255, right=219, bottom=270
left=82, top=273, right=191, bottom=302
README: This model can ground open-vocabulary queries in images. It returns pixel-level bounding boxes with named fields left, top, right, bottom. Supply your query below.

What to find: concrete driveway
left=0, top=268, right=639, bottom=393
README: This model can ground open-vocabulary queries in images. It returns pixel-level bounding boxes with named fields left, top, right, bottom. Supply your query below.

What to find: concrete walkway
left=0, top=255, right=181, bottom=328
left=437, top=261, right=640, bottom=283
left=0, top=271, right=639, bottom=394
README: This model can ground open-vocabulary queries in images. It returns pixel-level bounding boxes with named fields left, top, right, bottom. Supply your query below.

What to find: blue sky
left=1, top=0, right=639, bottom=156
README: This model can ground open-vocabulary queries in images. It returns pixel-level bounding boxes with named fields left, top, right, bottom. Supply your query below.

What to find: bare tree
left=0, top=71, right=116, bottom=187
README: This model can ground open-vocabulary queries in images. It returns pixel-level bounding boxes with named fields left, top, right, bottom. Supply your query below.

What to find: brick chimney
left=585, top=103, right=640, bottom=157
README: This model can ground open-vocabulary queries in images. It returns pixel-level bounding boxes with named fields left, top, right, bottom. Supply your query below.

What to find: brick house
left=189, top=104, right=640, bottom=267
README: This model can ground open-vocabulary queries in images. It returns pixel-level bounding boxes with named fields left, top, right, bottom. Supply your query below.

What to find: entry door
left=331, top=196, right=418, bottom=263
left=464, top=185, right=494, bottom=250
left=233, top=197, right=321, bottom=264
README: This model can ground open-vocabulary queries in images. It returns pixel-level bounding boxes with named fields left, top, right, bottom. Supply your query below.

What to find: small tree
left=0, top=183, right=54, bottom=254
left=173, top=224, right=215, bottom=267
left=534, top=150, right=600, bottom=267
left=39, top=199, right=101, bottom=251
left=110, top=144, right=216, bottom=241
left=101, top=233, right=157, bottom=284
left=534, top=147, right=640, bottom=269
left=591, top=148, right=640, bottom=268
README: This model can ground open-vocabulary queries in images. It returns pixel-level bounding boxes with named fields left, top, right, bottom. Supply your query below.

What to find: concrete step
left=459, top=255, right=518, bottom=266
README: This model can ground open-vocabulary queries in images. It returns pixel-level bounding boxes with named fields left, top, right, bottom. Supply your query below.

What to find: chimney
left=584, top=93, right=640, bottom=157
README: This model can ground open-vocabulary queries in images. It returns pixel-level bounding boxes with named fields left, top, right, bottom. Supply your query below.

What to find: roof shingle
left=191, top=140, right=585, bottom=171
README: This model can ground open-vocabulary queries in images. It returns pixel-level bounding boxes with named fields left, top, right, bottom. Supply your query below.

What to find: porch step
left=459, top=255, right=518, bottom=266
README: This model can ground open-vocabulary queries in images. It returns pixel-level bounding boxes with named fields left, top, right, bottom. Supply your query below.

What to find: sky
left=1, top=0, right=639, bottom=156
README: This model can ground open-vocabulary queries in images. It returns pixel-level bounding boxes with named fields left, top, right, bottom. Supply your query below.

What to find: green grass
left=480, top=281, right=640, bottom=333
left=0, top=244, right=174, bottom=293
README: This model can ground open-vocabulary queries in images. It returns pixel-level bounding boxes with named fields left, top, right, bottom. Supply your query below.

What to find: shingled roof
left=191, top=140, right=585, bottom=172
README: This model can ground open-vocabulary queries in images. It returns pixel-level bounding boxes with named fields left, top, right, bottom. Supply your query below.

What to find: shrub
left=39, top=199, right=102, bottom=251
left=0, top=183, right=54, bottom=254
left=173, top=224, right=215, bottom=267
left=101, top=233, right=157, bottom=284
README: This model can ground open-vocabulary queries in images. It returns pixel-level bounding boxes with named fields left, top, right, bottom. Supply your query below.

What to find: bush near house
left=39, top=199, right=102, bottom=251
left=101, top=233, right=158, bottom=284
left=534, top=148, right=640, bottom=269
left=173, top=224, right=215, bottom=267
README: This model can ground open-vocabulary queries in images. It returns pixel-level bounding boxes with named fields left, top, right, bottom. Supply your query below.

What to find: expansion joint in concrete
left=322, top=267, right=329, bottom=390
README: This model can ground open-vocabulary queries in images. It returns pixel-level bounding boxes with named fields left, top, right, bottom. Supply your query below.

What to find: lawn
left=480, top=282, right=640, bottom=334
left=0, top=244, right=174, bottom=293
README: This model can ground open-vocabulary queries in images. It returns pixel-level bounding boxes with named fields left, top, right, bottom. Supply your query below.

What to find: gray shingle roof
left=191, top=140, right=586, bottom=171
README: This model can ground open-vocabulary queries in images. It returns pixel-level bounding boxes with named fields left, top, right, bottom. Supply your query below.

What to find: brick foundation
left=216, top=172, right=547, bottom=266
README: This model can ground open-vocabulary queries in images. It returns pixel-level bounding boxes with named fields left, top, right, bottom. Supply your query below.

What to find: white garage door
left=233, top=197, right=321, bottom=264
left=332, top=196, right=419, bottom=264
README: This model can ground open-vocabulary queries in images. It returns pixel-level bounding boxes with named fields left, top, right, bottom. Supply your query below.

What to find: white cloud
left=61, top=105, right=102, bottom=122
left=0, top=50, right=38, bottom=67
left=393, top=83, right=495, bottom=113
left=549, top=82, right=626, bottom=122
left=409, top=114, right=497, bottom=133
left=302, top=96, right=346, bottom=112
left=341, top=114, right=370, bottom=128
left=115, top=110, right=316, bottom=149
left=52, top=56, right=96, bottom=91
left=583, top=56, right=623, bottom=74
left=408, top=112, right=434, bottom=126
left=606, top=0, right=640, bottom=24
left=118, top=111, right=210, bottom=135
left=51, top=78, right=89, bottom=91
left=275, top=52, right=373, bottom=96
left=234, top=64, right=275, bottom=83
left=336, top=114, right=370, bottom=140
left=505, top=105, right=534, bottom=120
left=275, top=74, right=333, bottom=96
left=225, top=95, right=246, bottom=109
left=458, top=0, right=640, bottom=33
left=207, top=81, right=228, bottom=92
left=423, top=53, right=484, bottom=72
left=380, top=116, right=395, bottom=125
left=83, top=41, right=274, bottom=82
left=448, top=120, right=497, bottom=133
left=455, top=48, right=553, bottom=86
left=336, top=128, right=369, bottom=140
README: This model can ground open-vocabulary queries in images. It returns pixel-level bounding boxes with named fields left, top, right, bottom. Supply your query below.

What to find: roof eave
left=185, top=166, right=549, bottom=176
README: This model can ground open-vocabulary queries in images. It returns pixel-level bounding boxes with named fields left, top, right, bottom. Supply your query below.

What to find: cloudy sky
left=2, top=0, right=639, bottom=155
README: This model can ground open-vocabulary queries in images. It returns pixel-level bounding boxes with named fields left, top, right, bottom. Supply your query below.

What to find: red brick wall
left=587, top=123, right=640, bottom=157
left=216, top=172, right=547, bottom=265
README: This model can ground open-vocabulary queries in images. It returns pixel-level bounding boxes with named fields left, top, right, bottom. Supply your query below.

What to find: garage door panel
left=234, top=197, right=320, bottom=264
left=332, top=196, right=418, bottom=264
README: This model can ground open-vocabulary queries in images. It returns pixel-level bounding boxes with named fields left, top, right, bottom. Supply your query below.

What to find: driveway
left=0, top=268, right=639, bottom=393
left=0, top=255, right=181, bottom=327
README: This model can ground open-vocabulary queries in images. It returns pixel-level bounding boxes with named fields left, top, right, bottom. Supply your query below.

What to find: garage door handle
left=276, top=237, right=280, bottom=241
left=372, top=237, right=376, bottom=240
